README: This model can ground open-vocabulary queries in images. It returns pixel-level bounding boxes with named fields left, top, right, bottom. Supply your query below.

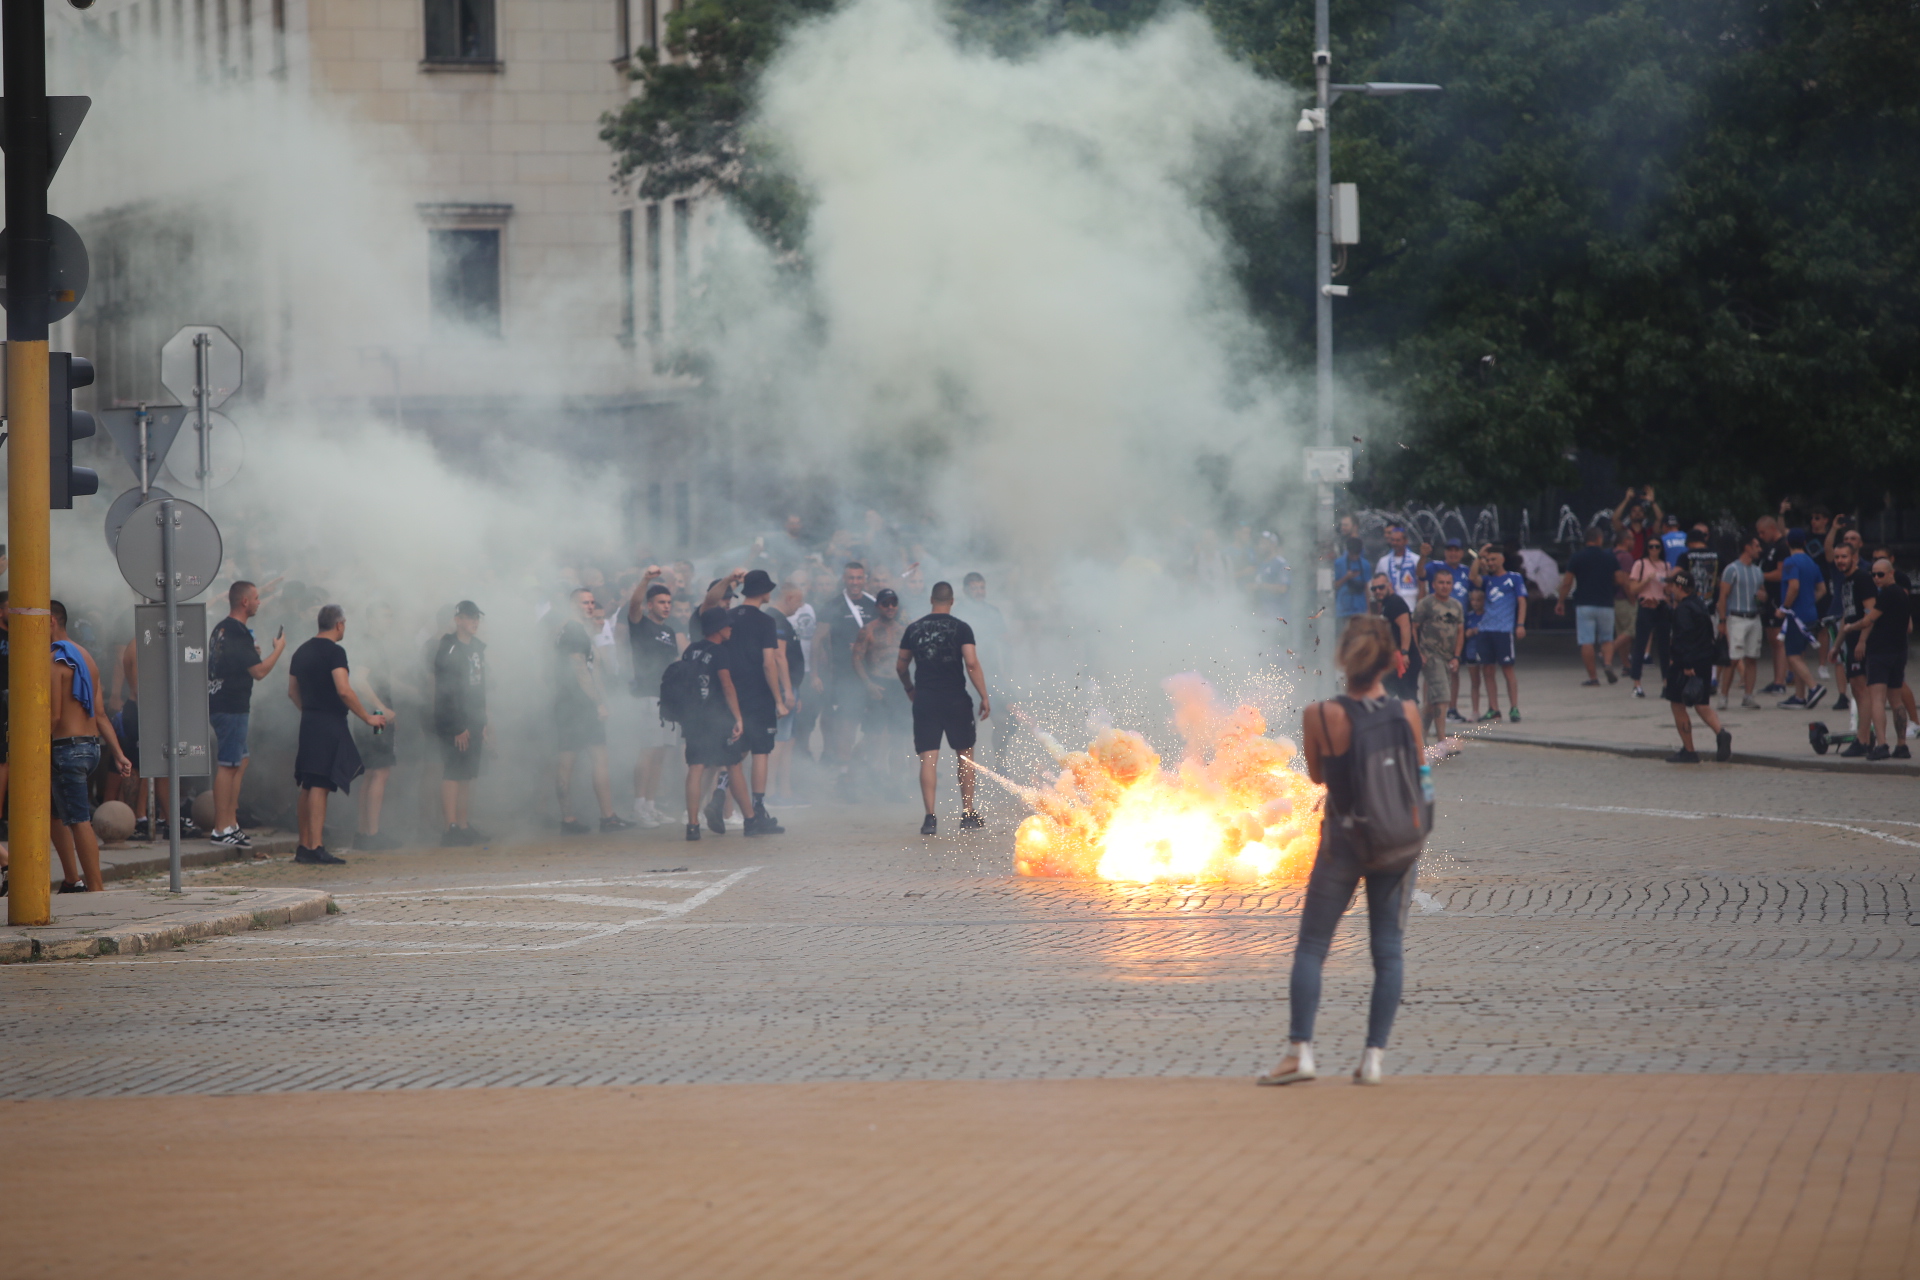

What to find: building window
left=671, top=198, right=691, bottom=323
left=644, top=203, right=662, bottom=339
left=619, top=208, right=635, bottom=348
left=615, top=0, right=629, bottom=60
left=424, top=0, right=495, bottom=62
left=641, top=0, right=657, bottom=50
left=429, top=228, right=502, bottom=336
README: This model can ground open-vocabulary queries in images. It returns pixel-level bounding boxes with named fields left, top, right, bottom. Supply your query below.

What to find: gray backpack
left=1319, top=696, right=1432, bottom=874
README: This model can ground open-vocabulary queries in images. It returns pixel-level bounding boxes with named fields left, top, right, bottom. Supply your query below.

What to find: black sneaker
left=1805, top=684, right=1828, bottom=709
left=1895, top=744, right=1913, bottom=759
left=440, top=826, right=467, bottom=847
left=1834, top=695, right=1851, bottom=712
left=919, top=813, right=938, bottom=836
left=1664, top=749, right=1700, bottom=763
left=1445, top=708, right=1467, bottom=723
left=210, top=826, right=252, bottom=849
left=959, top=811, right=986, bottom=830
left=1715, top=729, right=1733, bottom=763
left=179, top=818, right=207, bottom=840
left=685, top=822, right=701, bottom=841
left=1603, top=667, right=1619, bottom=685
left=704, top=793, right=728, bottom=834
left=744, top=814, right=785, bottom=836
left=600, top=815, right=636, bottom=833
left=1761, top=682, right=1786, bottom=694
left=1868, top=744, right=1892, bottom=761
left=294, top=846, right=346, bottom=865
left=462, top=826, right=490, bottom=845
left=559, top=819, right=593, bottom=836
left=1841, top=741, right=1869, bottom=758
left=132, top=818, right=152, bottom=841
left=57, top=879, right=88, bottom=893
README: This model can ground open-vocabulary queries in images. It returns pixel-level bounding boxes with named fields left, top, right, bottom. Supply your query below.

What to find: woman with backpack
left=1260, top=615, right=1432, bottom=1088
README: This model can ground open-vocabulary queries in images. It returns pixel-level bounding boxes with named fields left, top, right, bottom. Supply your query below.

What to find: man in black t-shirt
left=898, top=581, right=992, bottom=836
left=679, top=608, right=744, bottom=841
left=1827, top=543, right=1876, bottom=739
left=1755, top=516, right=1790, bottom=692
left=207, top=580, right=287, bottom=851
left=286, top=605, right=387, bottom=864
left=1856, top=559, right=1910, bottom=760
left=553, top=587, right=632, bottom=836
left=431, top=600, right=490, bottom=845
left=707, top=568, right=789, bottom=836
left=625, top=576, right=683, bottom=827
left=820, top=561, right=877, bottom=783
left=1371, top=574, right=1420, bottom=702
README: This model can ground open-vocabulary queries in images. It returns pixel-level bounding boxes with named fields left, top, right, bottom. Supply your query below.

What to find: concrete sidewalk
left=4, top=1074, right=1913, bottom=1278
left=41, top=829, right=301, bottom=885
left=0, top=883, right=333, bottom=961
left=1455, top=632, right=1920, bottom=775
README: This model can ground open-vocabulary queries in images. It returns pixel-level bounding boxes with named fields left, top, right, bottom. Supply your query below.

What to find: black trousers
left=1630, top=603, right=1669, bottom=682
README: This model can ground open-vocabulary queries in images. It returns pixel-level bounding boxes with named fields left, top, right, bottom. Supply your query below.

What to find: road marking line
left=1479, top=800, right=1920, bottom=850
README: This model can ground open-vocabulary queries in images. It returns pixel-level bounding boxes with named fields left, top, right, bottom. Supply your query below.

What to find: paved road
left=4, top=743, right=1916, bottom=1097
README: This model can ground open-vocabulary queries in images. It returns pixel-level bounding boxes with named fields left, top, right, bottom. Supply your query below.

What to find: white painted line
left=1478, top=800, right=1920, bottom=850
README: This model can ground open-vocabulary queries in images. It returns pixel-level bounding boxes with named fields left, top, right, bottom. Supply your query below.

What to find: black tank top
left=1317, top=695, right=1395, bottom=814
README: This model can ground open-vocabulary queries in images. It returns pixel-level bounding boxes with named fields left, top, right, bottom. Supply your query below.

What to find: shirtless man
left=853, top=588, right=908, bottom=786
left=49, top=600, right=132, bottom=892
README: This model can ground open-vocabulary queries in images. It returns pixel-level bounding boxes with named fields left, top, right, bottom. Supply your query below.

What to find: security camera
left=68, top=0, right=96, bottom=9
left=1296, top=108, right=1324, bottom=133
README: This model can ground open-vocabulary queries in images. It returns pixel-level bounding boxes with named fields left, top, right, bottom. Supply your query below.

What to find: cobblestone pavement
left=3, top=744, right=1915, bottom=1097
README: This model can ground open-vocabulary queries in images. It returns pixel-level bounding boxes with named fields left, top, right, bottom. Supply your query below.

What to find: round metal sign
left=0, top=217, right=91, bottom=323
left=113, top=498, right=223, bottom=602
left=162, top=411, right=243, bottom=490
left=103, top=484, right=175, bottom=553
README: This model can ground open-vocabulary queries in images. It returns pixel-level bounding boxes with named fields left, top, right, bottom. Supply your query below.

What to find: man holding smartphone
left=207, top=580, right=287, bottom=851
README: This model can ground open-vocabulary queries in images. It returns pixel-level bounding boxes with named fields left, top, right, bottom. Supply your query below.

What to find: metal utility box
left=134, top=603, right=211, bottom=778
left=1332, top=183, right=1361, bottom=246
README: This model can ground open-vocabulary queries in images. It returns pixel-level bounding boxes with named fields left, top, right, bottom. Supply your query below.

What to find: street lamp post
left=1299, top=1, right=1438, bottom=698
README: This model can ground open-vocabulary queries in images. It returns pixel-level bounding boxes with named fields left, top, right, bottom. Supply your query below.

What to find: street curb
left=0, top=887, right=334, bottom=963
left=95, top=835, right=301, bottom=884
left=1473, top=732, right=1920, bottom=777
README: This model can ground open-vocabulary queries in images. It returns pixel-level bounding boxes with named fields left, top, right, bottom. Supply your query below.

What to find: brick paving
left=3, top=744, right=1915, bottom=1095
left=5, top=1074, right=1916, bottom=1278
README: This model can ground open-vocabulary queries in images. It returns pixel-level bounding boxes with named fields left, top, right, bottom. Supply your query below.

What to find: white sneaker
left=1353, top=1047, right=1385, bottom=1086
left=631, top=799, right=662, bottom=829
left=1257, top=1041, right=1316, bottom=1086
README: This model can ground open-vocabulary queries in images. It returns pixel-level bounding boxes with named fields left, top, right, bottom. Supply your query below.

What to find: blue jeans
left=51, top=738, right=102, bottom=826
left=1287, top=824, right=1418, bottom=1048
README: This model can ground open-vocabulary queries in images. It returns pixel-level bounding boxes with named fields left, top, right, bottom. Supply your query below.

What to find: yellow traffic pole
left=8, top=338, right=52, bottom=924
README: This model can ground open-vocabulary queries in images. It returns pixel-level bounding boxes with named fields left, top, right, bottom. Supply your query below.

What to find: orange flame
left=1011, top=674, right=1325, bottom=885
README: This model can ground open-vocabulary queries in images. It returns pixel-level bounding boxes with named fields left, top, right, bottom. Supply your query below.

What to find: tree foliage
left=603, top=0, right=1920, bottom=513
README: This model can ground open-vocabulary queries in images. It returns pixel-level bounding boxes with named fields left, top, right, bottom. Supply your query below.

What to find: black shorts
left=1845, top=653, right=1868, bottom=682
left=1865, top=652, right=1908, bottom=690
left=684, top=716, right=745, bottom=768
left=912, top=694, right=977, bottom=755
left=864, top=686, right=910, bottom=733
left=1662, top=671, right=1711, bottom=706
left=737, top=700, right=778, bottom=757
left=439, top=733, right=484, bottom=781
left=296, top=772, right=339, bottom=793
left=555, top=704, right=606, bottom=752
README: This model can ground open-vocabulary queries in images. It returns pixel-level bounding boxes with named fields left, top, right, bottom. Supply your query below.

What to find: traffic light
left=50, top=351, right=99, bottom=508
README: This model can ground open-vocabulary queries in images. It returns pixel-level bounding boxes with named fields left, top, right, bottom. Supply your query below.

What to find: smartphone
left=276, top=626, right=284, bottom=639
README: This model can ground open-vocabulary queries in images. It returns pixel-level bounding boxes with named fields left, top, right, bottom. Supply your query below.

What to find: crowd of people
left=0, top=508, right=1026, bottom=881
left=1337, top=490, right=1915, bottom=764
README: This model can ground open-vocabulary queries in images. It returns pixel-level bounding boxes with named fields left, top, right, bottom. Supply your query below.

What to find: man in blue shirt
left=1773, top=529, right=1828, bottom=708
left=1660, top=514, right=1688, bottom=566
left=1332, top=533, right=1369, bottom=634
left=1468, top=543, right=1529, bottom=722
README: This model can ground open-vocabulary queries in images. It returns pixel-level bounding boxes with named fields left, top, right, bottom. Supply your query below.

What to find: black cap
left=454, top=600, right=483, bottom=618
left=1668, top=569, right=1694, bottom=594
left=742, top=568, right=776, bottom=597
left=699, top=607, right=732, bottom=638
left=875, top=588, right=899, bottom=606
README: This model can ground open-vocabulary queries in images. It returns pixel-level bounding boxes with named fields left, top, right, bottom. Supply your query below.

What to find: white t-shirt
left=1377, top=550, right=1421, bottom=608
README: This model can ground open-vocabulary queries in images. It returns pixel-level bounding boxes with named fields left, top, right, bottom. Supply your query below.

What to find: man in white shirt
left=1376, top=523, right=1423, bottom=610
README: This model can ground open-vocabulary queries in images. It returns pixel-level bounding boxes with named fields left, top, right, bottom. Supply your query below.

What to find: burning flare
left=1007, top=674, right=1325, bottom=884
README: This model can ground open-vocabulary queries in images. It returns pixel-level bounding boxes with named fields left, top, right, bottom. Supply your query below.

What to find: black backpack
left=657, top=656, right=706, bottom=727
left=1319, top=696, right=1433, bottom=874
